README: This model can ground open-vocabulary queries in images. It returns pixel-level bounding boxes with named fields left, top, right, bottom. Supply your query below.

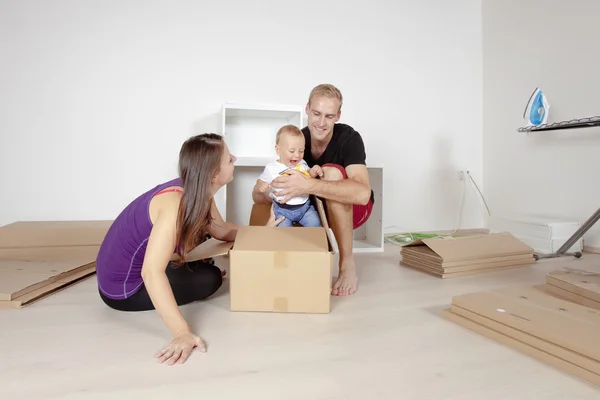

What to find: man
left=268, top=84, right=373, bottom=296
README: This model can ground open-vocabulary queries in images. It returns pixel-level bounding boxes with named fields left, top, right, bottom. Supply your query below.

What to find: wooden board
left=399, top=260, right=532, bottom=279
left=401, top=246, right=533, bottom=267
left=451, top=304, right=600, bottom=375
left=442, top=309, right=600, bottom=387
left=546, top=267, right=600, bottom=304
left=450, top=286, right=600, bottom=362
left=400, top=254, right=534, bottom=273
left=544, top=283, right=600, bottom=311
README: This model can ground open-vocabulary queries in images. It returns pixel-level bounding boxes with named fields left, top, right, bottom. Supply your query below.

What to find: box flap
left=233, top=226, right=328, bottom=252
left=249, top=204, right=271, bottom=226
left=402, top=232, right=533, bottom=262
left=247, top=197, right=337, bottom=254
left=185, top=238, right=234, bottom=261
left=313, top=196, right=337, bottom=254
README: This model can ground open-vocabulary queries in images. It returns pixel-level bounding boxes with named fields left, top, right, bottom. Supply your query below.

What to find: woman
left=95, top=133, right=283, bottom=366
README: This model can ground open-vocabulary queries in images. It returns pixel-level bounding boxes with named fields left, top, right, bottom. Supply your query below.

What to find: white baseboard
left=584, top=245, right=600, bottom=254
left=385, top=228, right=489, bottom=237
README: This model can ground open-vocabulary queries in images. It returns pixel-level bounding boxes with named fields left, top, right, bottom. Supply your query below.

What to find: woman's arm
left=141, top=196, right=190, bottom=337
left=207, top=199, right=238, bottom=242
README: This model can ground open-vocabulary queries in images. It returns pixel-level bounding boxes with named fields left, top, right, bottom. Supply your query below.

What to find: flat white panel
left=234, top=157, right=273, bottom=167
left=352, top=166, right=384, bottom=252
left=226, top=166, right=264, bottom=226
left=214, top=186, right=227, bottom=220
left=222, top=104, right=303, bottom=160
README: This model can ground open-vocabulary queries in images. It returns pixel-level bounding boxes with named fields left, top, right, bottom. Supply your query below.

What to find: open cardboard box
left=188, top=196, right=337, bottom=313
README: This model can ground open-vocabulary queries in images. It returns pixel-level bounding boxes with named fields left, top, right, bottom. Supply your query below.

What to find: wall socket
left=459, top=170, right=469, bottom=180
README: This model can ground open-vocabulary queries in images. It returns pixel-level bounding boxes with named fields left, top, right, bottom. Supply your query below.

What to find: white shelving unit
left=355, top=165, right=384, bottom=253
left=215, top=102, right=384, bottom=253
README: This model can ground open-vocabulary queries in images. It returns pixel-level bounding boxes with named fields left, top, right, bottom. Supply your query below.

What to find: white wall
left=0, top=0, right=484, bottom=234
left=482, top=0, right=600, bottom=247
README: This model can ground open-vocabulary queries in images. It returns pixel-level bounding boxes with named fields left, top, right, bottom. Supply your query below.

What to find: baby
left=254, top=124, right=323, bottom=227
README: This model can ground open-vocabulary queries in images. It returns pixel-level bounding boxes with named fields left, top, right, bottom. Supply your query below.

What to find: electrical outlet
left=458, top=170, right=465, bottom=180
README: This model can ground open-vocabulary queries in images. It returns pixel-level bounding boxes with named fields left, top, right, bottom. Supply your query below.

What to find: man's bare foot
left=331, top=261, right=358, bottom=296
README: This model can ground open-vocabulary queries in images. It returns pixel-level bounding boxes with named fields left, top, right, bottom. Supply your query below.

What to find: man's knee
left=322, top=164, right=346, bottom=181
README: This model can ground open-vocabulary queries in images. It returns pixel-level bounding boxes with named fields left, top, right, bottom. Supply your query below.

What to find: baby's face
left=277, top=134, right=305, bottom=167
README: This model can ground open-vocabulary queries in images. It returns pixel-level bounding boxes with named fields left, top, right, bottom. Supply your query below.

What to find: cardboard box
left=399, top=232, right=536, bottom=278
left=189, top=197, right=336, bottom=313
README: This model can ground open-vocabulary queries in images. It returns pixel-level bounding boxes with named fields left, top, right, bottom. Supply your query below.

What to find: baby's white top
left=258, top=160, right=311, bottom=205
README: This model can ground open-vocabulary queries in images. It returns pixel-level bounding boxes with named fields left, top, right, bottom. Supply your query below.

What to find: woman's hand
left=156, top=331, right=207, bottom=366
left=266, top=203, right=285, bottom=227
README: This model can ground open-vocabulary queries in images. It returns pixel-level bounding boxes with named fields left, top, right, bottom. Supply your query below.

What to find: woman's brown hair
left=174, top=133, right=224, bottom=264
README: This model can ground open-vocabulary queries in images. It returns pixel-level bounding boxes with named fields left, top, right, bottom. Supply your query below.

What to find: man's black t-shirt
left=302, top=123, right=375, bottom=204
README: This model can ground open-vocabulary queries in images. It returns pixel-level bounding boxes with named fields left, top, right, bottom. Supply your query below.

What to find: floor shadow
left=423, top=303, right=452, bottom=317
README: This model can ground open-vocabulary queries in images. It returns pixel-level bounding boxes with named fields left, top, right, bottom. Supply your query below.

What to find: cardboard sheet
left=0, top=221, right=108, bottom=308
left=0, top=220, right=112, bottom=249
left=0, top=260, right=94, bottom=301
left=0, top=264, right=95, bottom=308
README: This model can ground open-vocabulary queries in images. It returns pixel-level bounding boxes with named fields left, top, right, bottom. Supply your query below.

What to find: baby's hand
left=309, top=165, right=324, bottom=178
left=257, top=180, right=270, bottom=193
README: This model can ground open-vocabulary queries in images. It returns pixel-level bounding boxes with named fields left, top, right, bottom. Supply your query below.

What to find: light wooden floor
left=1, top=244, right=599, bottom=399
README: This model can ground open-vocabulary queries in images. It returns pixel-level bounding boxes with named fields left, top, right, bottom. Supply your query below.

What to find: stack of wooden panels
left=545, top=267, right=600, bottom=311
left=0, top=220, right=112, bottom=308
left=443, top=285, right=600, bottom=387
left=399, top=232, right=536, bottom=278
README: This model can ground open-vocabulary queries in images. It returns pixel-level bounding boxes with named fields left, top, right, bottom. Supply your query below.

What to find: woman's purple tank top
left=96, top=178, right=182, bottom=300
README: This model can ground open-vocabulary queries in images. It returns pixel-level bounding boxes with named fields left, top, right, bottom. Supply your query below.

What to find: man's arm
left=307, top=128, right=370, bottom=205
left=272, top=164, right=371, bottom=206
left=312, top=164, right=371, bottom=205
left=207, top=199, right=238, bottom=241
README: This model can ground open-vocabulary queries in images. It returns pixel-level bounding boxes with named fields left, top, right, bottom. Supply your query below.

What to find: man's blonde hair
left=308, top=83, right=343, bottom=111
left=276, top=124, right=304, bottom=144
